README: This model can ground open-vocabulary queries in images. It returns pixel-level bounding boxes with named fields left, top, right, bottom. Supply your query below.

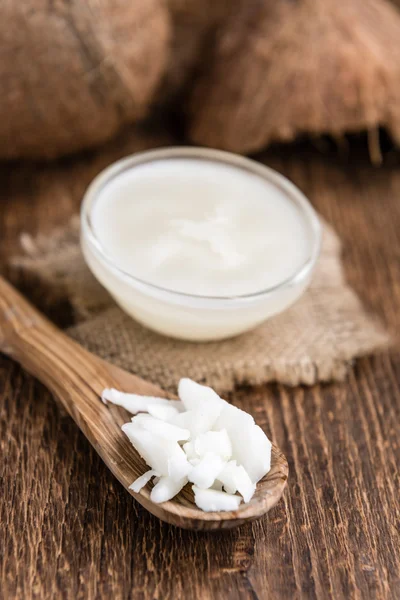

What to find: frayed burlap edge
left=12, top=216, right=112, bottom=322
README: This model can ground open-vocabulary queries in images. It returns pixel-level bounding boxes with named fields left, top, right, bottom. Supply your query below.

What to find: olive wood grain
left=0, top=274, right=288, bottom=530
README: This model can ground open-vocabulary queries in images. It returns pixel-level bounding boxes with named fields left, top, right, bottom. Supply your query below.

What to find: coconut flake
left=151, top=476, right=188, bottom=503
left=172, top=404, right=222, bottom=437
left=132, top=413, right=190, bottom=442
left=194, top=429, right=232, bottom=460
left=188, top=453, right=226, bottom=489
left=217, top=462, right=255, bottom=502
left=178, top=378, right=223, bottom=411
left=122, top=423, right=185, bottom=476
left=234, top=466, right=256, bottom=503
left=192, top=486, right=242, bottom=512
left=214, top=403, right=271, bottom=483
left=147, top=404, right=180, bottom=421
left=129, top=469, right=157, bottom=493
left=216, top=460, right=238, bottom=494
left=167, top=452, right=192, bottom=481
left=102, top=389, right=171, bottom=414
left=232, top=424, right=272, bottom=483
left=213, top=401, right=255, bottom=432
left=106, top=378, right=273, bottom=512
left=167, top=400, right=185, bottom=412
left=182, top=440, right=197, bottom=460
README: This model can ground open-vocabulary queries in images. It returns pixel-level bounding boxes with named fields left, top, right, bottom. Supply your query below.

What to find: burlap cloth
left=11, top=216, right=388, bottom=394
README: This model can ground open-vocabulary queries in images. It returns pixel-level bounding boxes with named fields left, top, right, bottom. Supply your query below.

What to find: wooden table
left=1, top=135, right=399, bottom=599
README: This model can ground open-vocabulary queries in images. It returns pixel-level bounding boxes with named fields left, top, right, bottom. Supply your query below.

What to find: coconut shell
left=0, top=0, right=169, bottom=159
left=187, top=0, right=400, bottom=154
left=161, top=0, right=235, bottom=99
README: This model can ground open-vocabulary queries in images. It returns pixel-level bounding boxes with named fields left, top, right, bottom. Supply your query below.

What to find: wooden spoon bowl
left=0, top=276, right=288, bottom=530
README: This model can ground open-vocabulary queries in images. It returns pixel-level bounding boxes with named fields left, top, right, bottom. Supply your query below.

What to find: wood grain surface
left=0, top=135, right=399, bottom=599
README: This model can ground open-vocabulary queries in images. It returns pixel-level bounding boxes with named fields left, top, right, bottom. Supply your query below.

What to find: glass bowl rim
left=81, top=146, right=322, bottom=302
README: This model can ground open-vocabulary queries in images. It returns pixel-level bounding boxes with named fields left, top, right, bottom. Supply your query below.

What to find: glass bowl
left=81, top=147, right=321, bottom=342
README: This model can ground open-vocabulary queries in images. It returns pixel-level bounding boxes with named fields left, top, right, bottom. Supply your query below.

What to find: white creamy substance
left=91, top=158, right=311, bottom=297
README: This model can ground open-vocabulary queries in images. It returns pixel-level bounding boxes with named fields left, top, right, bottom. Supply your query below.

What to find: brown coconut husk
left=160, top=0, right=235, bottom=99
left=0, top=0, right=170, bottom=159
left=187, top=0, right=400, bottom=156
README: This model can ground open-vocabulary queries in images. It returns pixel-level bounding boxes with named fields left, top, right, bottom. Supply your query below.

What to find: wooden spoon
left=0, top=276, right=288, bottom=530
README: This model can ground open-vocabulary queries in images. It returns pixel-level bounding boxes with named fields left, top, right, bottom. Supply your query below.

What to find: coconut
left=192, top=486, right=242, bottom=512
left=122, top=422, right=188, bottom=477
left=178, top=378, right=224, bottom=410
left=188, top=453, right=226, bottom=489
left=167, top=452, right=192, bottom=481
left=213, top=402, right=254, bottom=433
left=213, top=403, right=270, bottom=483
left=182, top=441, right=197, bottom=460
left=109, top=378, right=272, bottom=511
left=217, top=461, right=256, bottom=502
left=147, top=404, right=181, bottom=421
left=194, top=429, right=232, bottom=460
left=229, top=423, right=272, bottom=484
left=129, top=469, right=158, bottom=493
left=162, top=0, right=234, bottom=99
left=172, top=405, right=223, bottom=438
left=187, top=0, right=400, bottom=159
left=151, top=476, right=188, bottom=503
left=132, top=413, right=190, bottom=442
left=103, top=389, right=171, bottom=413
left=0, top=0, right=170, bottom=159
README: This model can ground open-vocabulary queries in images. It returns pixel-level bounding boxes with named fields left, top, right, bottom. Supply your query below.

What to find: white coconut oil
left=82, top=149, right=320, bottom=340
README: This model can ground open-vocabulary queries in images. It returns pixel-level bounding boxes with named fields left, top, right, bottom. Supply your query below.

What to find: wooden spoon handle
left=0, top=275, right=109, bottom=410
left=0, top=274, right=49, bottom=347
left=0, top=275, right=167, bottom=416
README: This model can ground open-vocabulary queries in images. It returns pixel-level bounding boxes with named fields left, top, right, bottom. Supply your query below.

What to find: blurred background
left=2, top=0, right=400, bottom=162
